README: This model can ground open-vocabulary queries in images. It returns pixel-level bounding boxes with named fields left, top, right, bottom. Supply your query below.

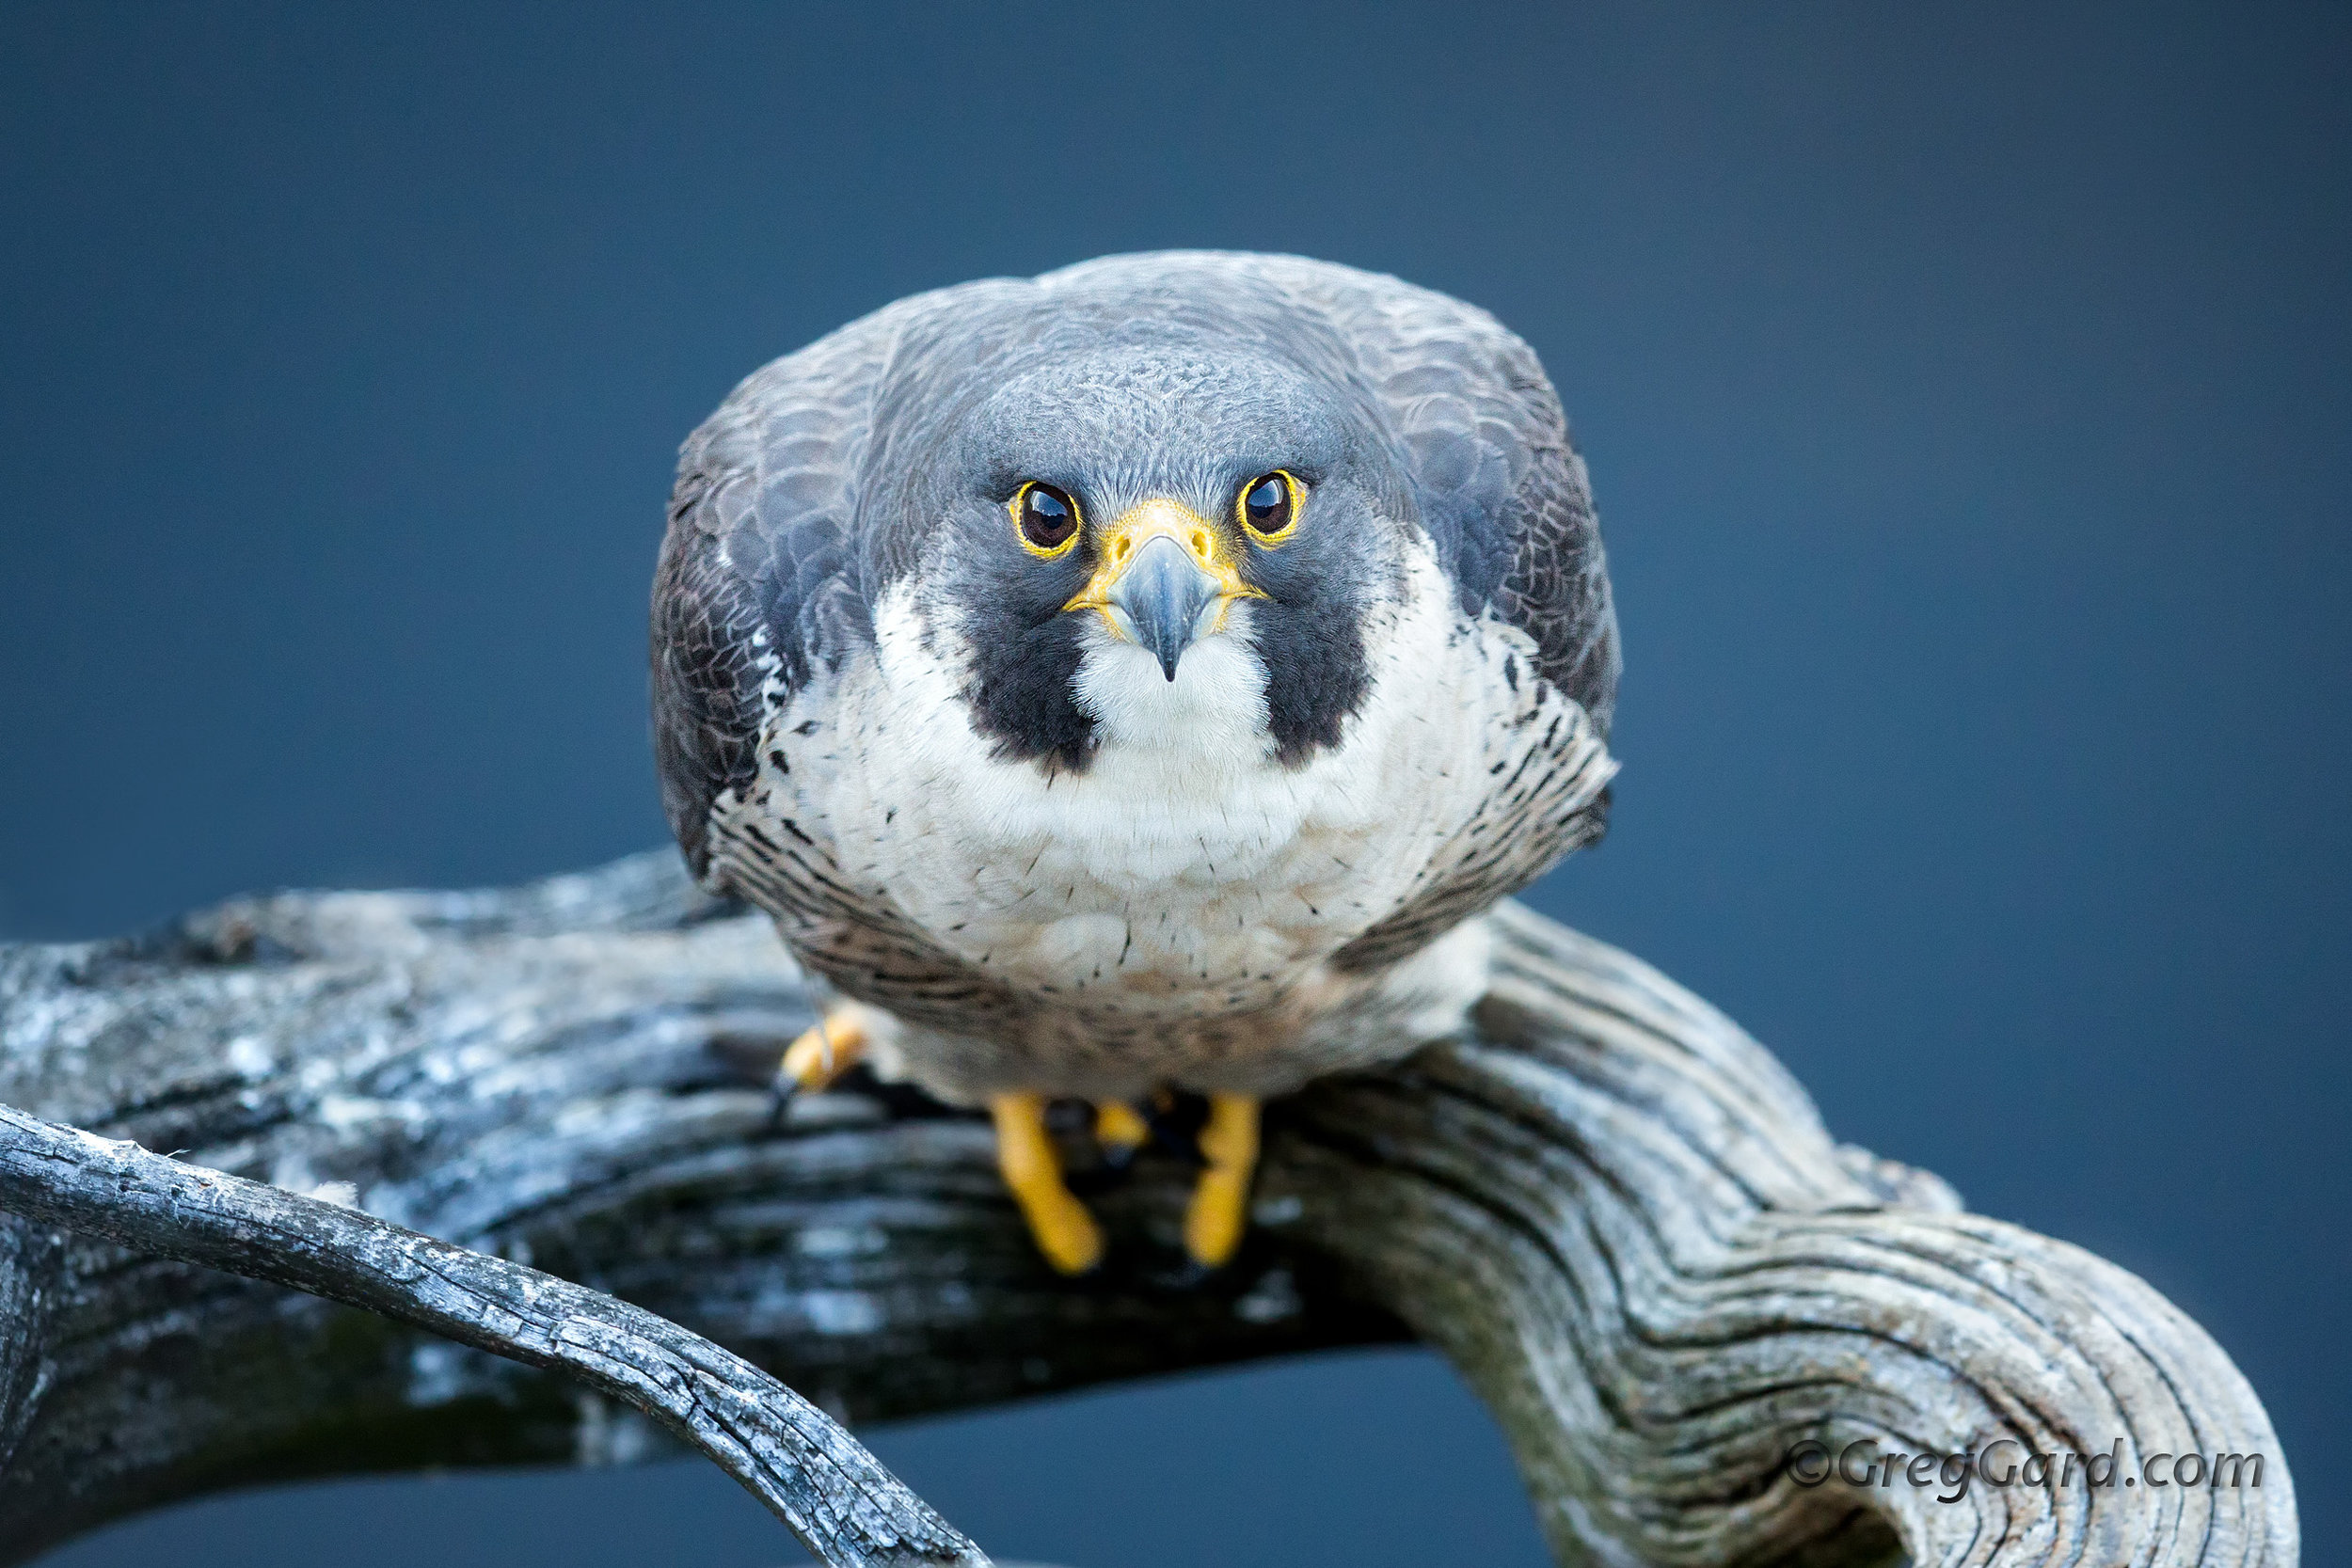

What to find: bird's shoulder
left=651, top=293, right=911, bottom=876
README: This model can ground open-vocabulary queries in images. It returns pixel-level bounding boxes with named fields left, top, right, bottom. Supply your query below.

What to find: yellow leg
left=1094, top=1100, right=1151, bottom=1158
left=1184, top=1093, right=1260, bottom=1268
left=991, top=1093, right=1104, bottom=1275
left=778, top=1005, right=870, bottom=1093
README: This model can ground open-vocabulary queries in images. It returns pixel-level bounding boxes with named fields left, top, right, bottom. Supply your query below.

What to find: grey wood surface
left=0, top=853, right=2296, bottom=1566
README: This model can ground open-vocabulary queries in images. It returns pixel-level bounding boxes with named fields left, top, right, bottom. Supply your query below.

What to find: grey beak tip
left=1107, top=532, right=1219, bottom=689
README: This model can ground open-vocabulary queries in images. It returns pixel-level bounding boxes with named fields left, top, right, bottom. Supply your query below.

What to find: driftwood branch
left=0, top=852, right=2297, bottom=1566
left=0, top=1106, right=982, bottom=1568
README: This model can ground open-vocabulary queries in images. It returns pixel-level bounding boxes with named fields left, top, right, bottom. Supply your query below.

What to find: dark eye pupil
left=1021, top=484, right=1077, bottom=548
left=1244, top=474, right=1291, bottom=532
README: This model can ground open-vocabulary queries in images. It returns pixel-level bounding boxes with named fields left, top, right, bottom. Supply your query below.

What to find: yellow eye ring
left=1009, top=481, right=1085, bottom=559
left=1235, top=469, right=1304, bottom=546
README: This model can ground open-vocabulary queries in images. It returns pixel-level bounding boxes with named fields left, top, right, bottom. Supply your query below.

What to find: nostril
left=1114, top=537, right=1132, bottom=562
left=1191, top=531, right=1211, bottom=558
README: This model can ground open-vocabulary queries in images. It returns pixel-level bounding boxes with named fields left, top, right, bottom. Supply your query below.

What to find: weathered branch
left=0, top=1106, right=982, bottom=1568
left=0, top=853, right=2297, bottom=1566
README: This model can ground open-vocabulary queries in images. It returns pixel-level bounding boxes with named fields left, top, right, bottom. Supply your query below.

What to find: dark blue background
left=7, top=4, right=2344, bottom=1563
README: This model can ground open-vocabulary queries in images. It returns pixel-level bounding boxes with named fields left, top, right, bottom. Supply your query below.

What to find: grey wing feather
left=651, top=306, right=899, bottom=880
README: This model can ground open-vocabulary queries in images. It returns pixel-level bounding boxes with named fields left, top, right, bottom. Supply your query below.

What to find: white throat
left=770, top=538, right=1566, bottom=1012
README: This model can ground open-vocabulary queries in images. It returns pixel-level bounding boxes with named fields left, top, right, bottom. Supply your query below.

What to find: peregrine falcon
left=652, top=252, right=1619, bottom=1274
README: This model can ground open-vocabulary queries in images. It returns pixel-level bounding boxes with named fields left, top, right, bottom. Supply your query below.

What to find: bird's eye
left=1009, top=482, right=1082, bottom=558
left=1237, top=470, right=1302, bottom=544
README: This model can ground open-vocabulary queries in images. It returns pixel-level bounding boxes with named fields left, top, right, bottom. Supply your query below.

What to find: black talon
left=765, top=1073, right=800, bottom=1132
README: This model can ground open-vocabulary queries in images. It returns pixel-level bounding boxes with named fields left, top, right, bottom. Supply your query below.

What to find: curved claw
left=779, top=1008, right=869, bottom=1093
left=768, top=1007, right=873, bottom=1130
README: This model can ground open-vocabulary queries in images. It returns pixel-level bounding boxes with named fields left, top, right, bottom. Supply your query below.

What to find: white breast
left=764, top=539, right=1599, bottom=1023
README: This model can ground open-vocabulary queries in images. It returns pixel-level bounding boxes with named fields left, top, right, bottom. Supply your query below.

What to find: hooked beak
left=1062, top=499, right=1265, bottom=681
left=1110, top=535, right=1220, bottom=681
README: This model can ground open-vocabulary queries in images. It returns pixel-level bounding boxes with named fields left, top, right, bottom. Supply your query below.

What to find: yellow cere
left=1059, top=498, right=1269, bottom=639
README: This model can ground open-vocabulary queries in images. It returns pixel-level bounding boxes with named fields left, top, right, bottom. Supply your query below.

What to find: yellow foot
left=1184, top=1093, right=1261, bottom=1269
left=991, top=1092, right=1104, bottom=1275
left=778, top=1005, right=871, bottom=1094
left=1094, top=1100, right=1152, bottom=1160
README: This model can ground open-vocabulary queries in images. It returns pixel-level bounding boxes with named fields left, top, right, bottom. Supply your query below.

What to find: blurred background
left=5, top=3, right=2345, bottom=1563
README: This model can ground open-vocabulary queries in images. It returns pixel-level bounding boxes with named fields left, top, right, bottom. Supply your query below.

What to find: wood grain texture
left=0, top=854, right=2296, bottom=1566
left=0, top=1106, right=983, bottom=1568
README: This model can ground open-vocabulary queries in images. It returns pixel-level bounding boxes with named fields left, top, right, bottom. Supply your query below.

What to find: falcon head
left=656, top=253, right=1618, bottom=884
left=866, top=306, right=1418, bottom=774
